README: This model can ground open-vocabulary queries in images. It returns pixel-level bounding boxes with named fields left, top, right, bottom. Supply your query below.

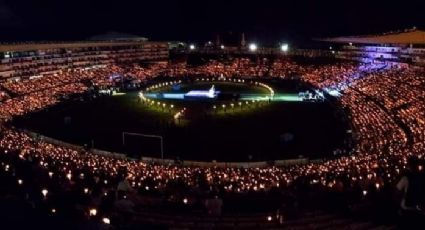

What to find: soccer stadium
left=1, top=1, right=425, bottom=230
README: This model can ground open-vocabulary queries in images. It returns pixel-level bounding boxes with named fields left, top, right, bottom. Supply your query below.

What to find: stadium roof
left=318, top=29, right=425, bottom=45
left=89, top=32, right=148, bottom=41
left=0, top=41, right=163, bottom=53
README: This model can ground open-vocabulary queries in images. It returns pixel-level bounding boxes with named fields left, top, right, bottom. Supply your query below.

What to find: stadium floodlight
left=89, top=208, right=97, bottom=216
left=189, top=44, right=196, bottom=50
left=102, top=217, right=111, bottom=224
left=41, top=189, right=48, bottom=197
left=249, top=43, right=258, bottom=51
left=281, top=43, right=289, bottom=52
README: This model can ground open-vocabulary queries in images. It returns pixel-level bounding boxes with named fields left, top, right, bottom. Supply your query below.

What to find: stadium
left=1, top=1, right=425, bottom=229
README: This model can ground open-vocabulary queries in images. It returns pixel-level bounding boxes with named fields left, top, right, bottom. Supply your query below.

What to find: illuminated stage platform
left=142, top=83, right=310, bottom=102
left=145, top=85, right=221, bottom=100
left=184, top=85, right=220, bottom=98
left=144, top=92, right=303, bottom=102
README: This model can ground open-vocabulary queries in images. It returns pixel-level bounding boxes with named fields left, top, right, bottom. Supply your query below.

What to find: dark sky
left=1, top=0, right=425, bottom=45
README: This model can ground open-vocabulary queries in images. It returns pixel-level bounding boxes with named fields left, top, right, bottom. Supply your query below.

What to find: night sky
left=1, top=0, right=425, bottom=45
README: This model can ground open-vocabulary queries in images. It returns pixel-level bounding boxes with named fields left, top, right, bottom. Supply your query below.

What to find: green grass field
left=14, top=81, right=350, bottom=162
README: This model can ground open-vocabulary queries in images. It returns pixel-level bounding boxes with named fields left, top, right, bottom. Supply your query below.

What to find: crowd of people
left=0, top=90, right=10, bottom=102
left=351, top=67, right=425, bottom=157
left=0, top=57, right=424, bottom=227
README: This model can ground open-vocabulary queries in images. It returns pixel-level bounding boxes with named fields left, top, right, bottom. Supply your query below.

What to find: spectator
left=396, top=157, right=425, bottom=228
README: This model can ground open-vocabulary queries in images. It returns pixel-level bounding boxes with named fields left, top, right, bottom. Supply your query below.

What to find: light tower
left=215, top=34, right=221, bottom=48
left=241, top=33, right=246, bottom=48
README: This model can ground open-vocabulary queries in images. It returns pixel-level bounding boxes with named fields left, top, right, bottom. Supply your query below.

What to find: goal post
left=122, top=132, right=164, bottom=159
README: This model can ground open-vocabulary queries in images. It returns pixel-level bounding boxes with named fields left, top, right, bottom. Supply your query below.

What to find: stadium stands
left=0, top=57, right=424, bottom=228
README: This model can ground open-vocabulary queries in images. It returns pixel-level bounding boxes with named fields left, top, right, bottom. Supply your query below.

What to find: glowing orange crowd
left=0, top=58, right=423, bottom=197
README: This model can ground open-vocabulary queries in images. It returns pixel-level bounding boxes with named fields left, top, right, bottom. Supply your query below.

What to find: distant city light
left=249, top=43, right=258, bottom=51
left=189, top=44, right=195, bottom=50
left=281, top=43, right=289, bottom=52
